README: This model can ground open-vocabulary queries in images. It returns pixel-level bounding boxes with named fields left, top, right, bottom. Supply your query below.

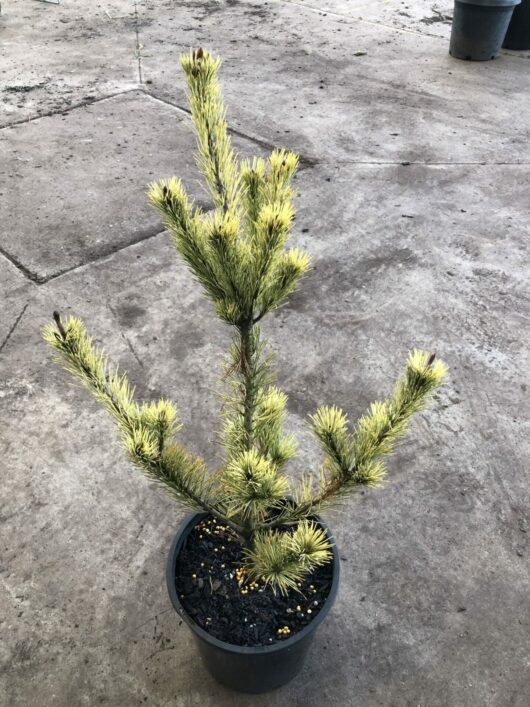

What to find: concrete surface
left=0, top=1, right=529, bottom=706
left=0, top=90, right=263, bottom=280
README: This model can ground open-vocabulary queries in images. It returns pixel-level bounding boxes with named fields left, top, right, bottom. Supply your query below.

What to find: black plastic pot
left=449, top=0, right=521, bottom=60
left=503, top=0, right=530, bottom=48
left=166, top=512, right=340, bottom=693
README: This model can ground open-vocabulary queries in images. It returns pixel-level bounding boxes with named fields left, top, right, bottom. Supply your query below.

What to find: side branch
left=308, top=350, right=448, bottom=507
left=43, top=313, right=222, bottom=518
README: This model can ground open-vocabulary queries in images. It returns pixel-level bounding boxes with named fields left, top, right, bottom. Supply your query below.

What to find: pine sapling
left=44, top=49, right=447, bottom=595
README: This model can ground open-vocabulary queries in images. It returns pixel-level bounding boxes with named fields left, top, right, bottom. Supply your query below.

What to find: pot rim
left=166, top=511, right=340, bottom=655
left=455, top=0, right=521, bottom=7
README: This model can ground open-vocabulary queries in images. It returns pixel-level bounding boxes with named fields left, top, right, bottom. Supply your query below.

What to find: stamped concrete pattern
left=1, top=1, right=529, bottom=706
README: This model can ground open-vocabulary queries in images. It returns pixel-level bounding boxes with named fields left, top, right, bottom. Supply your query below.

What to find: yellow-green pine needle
left=221, top=449, right=289, bottom=522
left=180, top=49, right=240, bottom=213
left=311, top=350, right=448, bottom=504
left=43, top=314, right=214, bottom=513
left=244, top=521, right=332, bottom=594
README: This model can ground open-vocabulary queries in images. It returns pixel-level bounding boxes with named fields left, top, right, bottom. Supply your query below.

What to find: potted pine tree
left=44, top=49, right=447, bottom=694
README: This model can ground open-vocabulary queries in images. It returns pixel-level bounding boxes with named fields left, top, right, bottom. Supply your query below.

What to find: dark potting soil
left=174, top=516, right=333, bottom=647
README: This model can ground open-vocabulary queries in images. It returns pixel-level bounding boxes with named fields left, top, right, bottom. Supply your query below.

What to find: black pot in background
left=450, top=0, right=521, bottom=60
left=166, top=512, right=340, bottom=693
left=503, top=0, right=530, bottom=48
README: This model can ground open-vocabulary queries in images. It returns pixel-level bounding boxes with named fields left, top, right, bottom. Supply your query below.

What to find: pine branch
left=148, top=178, right=228, bottom=304
left=251, top=202, right=294, bottom=299
left=309, top=350, right=448, bottom=506
left=262, top=149, right=299, bottom=208
left=180, top=48, right=240, bottom=214
left=240, top=149, right=298, bottom=242
left=240, top=156, right=267, bottom=238
left=221, top=449, right=289, bottom=525
left=253, top=386, right=297, bottom=468
left=309, top=406, right=353, bottom=480
left=256, top=247, right=311, bottom=317
left=205, top=210, right=253, bottom=312
left=43, top=313, right=220, bottom=516
left=244, top=521, right=332, bottom=594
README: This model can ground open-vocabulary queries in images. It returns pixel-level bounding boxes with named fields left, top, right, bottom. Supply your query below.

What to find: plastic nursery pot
left=503, top=0, right=530, bottom=49
left=449, top=0, right=521, bottom=60
left=166, top=512, right=340, bottom=694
